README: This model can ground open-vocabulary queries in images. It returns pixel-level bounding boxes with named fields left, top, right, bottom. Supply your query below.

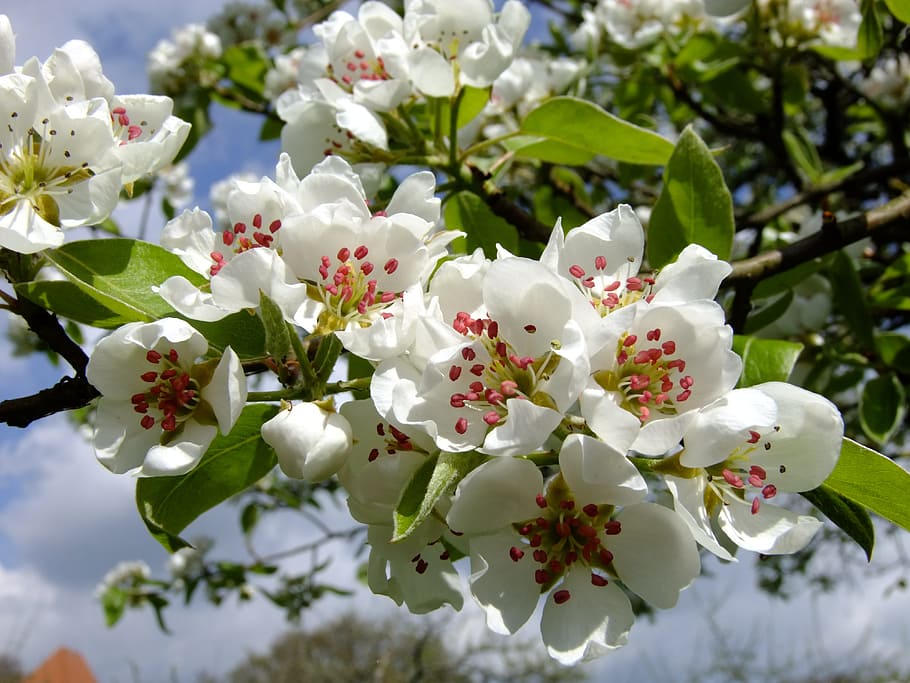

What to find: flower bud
left=261, top=402, right=352, bottom=481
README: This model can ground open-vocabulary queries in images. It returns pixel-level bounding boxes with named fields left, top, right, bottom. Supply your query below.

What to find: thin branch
left=725, top=189, right=910, bottom=286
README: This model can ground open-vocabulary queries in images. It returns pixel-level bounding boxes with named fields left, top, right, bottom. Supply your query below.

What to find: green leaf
left=313, top=333, right=343, bottom=384
left=782, top=127, right=823, bottom=184
left=393, top=451, right=486, bottom=541
left=857, top=0, right=884, bottom=59
left=100, top=586, right=128, bottom=627
left=859, top=373, right=907, bottom=445
left=801, top=485, right=874, bottom=561
left=259, top=291, right=293, bottom=361
left=192, top=312, right=267, bottom=361
left=518, top=96, right=674, bottom=166
left=44, top=239, right=204, bottom=324
left=222, top=44, right=269, bottom=98
left=137, top=404, right=279, bottom=551
left=647, top=126, right=735, bottom=268
left=828, top=250, right=876, bottom=350
left=884, top=0, right=910, bottom=22
left=15, top=280, right=133, bottom=328
left=733, top=335, right=804, bottom=386
left=876, top=332, right=910, bottom=371
left=743, top=290, right=795, bottom=334
left=444, top=191, right=518, bottom=258
left=822, top=438, right=910, bottom=537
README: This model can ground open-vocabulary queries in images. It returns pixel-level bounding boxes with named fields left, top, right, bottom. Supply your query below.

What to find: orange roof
left=23, top=648, right=98, bottom=683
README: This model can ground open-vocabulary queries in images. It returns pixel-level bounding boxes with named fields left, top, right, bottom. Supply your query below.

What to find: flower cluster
left=0, top=15, right=189, bottom=255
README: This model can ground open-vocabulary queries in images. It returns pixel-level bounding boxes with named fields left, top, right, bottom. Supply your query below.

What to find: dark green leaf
left=743, top=290, right=795, bottom=334
left=859, top=373, right=907, bottom=445
left=192, top=312, right=267, bottom=361
left=647, top=126, right=735, bottom=268
left=828, top=250, right=875, bottom=350
left=823, top=438, right=910, bottom=535
left=15, top=280, right=132, bottom=328
left=801, top=485, right=874, bottom=561
left=444, top=191, right=518, bottom=258
left=733, top=335, right=804, bottom=386
left=313, top=333, right=343, bottom=384
left=222, top=44, right=269, bottom=98
left=518, top=96, right=674, bottom=166
left=876, top=333, right=910, bottom=371
left=137, top=404, right=279, bottom=551
left=393, top=451, right=487, bottom=541
left=241, top=503, right=260, bottom=536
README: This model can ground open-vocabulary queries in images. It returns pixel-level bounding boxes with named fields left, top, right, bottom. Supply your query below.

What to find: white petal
left=719, top=496, right=823, bottom=555
left=447, top=457, right=542, bottom=534
left=559, top=434, right=647, bottom=506
left=467, top=531, right=540, bottom=634
left=408, top=48, right=455, bottom=97
left=665, top=475, right=736, bottom=562
left=207, top=347, right=247, bottom=435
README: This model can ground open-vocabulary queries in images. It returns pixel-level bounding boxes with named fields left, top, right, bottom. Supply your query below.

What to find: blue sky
left=1, top=2, right=909, bottom=681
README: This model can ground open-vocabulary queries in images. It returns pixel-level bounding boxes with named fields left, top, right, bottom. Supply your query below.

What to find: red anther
left=583, top=503, right=599, bottom=517
left=555, top=522, right=571, bottom=537
left=680, top=375, right=694, bottom=389
left=171, top=373, right=190, bottom=392
left=509, top=546, right=525, bottom=562
left=454, top=417, right=468, bottom=434
left=535, top=569, right=550, bottom=585
left=346, top=61, right=357, bottom=72
left=461, top=347, right=476, bottom=361
left=654, top=393, right=667, bottom=405
left=559, top=500, right=575, bottom=510
left=375, top=423, right=387, bottom=436
left=469, top=364, right=484, bottom=376
left=389, top=425, right=409, bottom=443
left=483, top=411, right=500, bottom=426
left=449, top=365, right=462, bottom=381
left=577, top=524, right=597, bottom=539
left=633, top=350, right=653, bottom=365
left=565, top=551, right=578, bottom=565
left=269, top=219, right=281, bottom=233
left=500, top=380, right=518, bottom=396
left=239, top=236, right=252, bottom=250
left=553, top=589, right=571, bottom=604
left=530, top=534, right=542, bottom=547
left=354, top=245, right=368, bottom=259
left=748, top=474, right=764, bottom=488
left=616, top=350, right=628, bottom=365
left=354, top=49, right=365, bottom=58
left=533, top=549, right=548, bottom=563
left=140, top=415, right=155, bottom=430
left=384, top=258, right=398, bottom=274
left=487, top=321, right=499, bottom=338
left=485, top=390, right=504, bottom=405
left=222, top=229, right=235, bottom=246
left=450, top=393, right=466, bottom=408
left=595, top=255, right=607, bottom=270
left=112, top=106, right=126, bottom=115
left=548, top=560, right=564, bottom=574
left=536, top=517, right=550, bottom=529
left=469, top=319, right=484, bottom=335
left=661, top=341, right=676, bottom=355
left=524, top=324, right=537, bottom=333
left=750, top=465, right=767, bottom=479
left=325, top=284, right=338, bottom=296
left=368, top=448, right=379, bottom=462
left=439, top=550, right=450, bottom=560
left=518, top=356, right=534, bottom=370
left=748, top=430, right=761, bottom=444
left=569, top=517, right=580, bottom=528
left=605, top=280, right=621, bottom=291
left=360, top=61, right=369, bottom=70
left=536, top=494, right=548, bottom=509
left=234, top=222, right=247, bottom=233
left=661, top=375, right=674, bottom=392
left=342, top=285, right=354, bottom=302
left=599, top=548, right=614, bottom=564
left=630, top=374, right=650, bottom=390
left=161, top=414, right=177, bottom=431
left=519, top=524, right=532, bottom=535
left=337, top=247, right=350, bottom=261
left=604, top=520, right=621, bottom=535
left=380, top=292, right=396, bottom=303
left=496, top=341, right=507, bottom=357
left=582, top=276, right=595, bottom=288
left=569, top=264, right=585, bottom=278
left=133, top=402, right=149, bottom=413
left=161, top=368, right=178, bottom=380
left=639, top=391, right=653, bottom=404
left=623, top=334, right=637, bottom=347
left=131, top=393, right=147, bottom=404
left=146, top=350, right=162, bottom=363
left=751, top=498, right=761, bottom=515
left=381, top=312, right=393, bottom=320
left=762, top=484, right=778, bottom=499
left=118, top=113, right=130, bottom=127
left=361, top=261, right=374, bottom=275
left=253, top=232, right=272, bottom=247
left=469, top=381, right=484, bottom=393
left=591, top=573, right=609, bottom=587
left=415, top=559, right=428, bottom=574
left=341, top=75, right=352, bottom=85
left=646, top=328, right=661, bottom=341
left=676, top=390, right=692, bottom=402
left=127, top=125, right=142, bottom=140
left=722, top=469, right=744, bottom=488
left=465, top=392, right=479, bottom=402
left=140, top=371, right=158, bottom=382
left=626, top=277, right=643, bottom=291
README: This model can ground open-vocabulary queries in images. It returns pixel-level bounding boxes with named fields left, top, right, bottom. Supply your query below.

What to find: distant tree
left=221, top=613, right=578, bottom=683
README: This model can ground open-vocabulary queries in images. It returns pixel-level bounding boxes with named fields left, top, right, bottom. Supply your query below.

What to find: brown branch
left=725, top=189, right=910, bottom=286
left=469, top=165, right=552, bottom=242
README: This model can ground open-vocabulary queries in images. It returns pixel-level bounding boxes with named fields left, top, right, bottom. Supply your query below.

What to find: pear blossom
left=147, top=23, right=222, bottom=95
left=338, top=399, right=464, bottom=613
left=0, top=73, right=122, bottom=254
left=86, top=318, right=247, bottom=476
left=402, top=0, right=531, bottom=96
left=0, top=15, right=13, bottom=75
left=373, top=256, right=602, bottom=455
left=446, top=438, right=699, bottom=664
left=787, top=0, right=861, bottom=49
left=665, top=382, right=843, bottom=558
left=260, top=401, right=353, bottom=481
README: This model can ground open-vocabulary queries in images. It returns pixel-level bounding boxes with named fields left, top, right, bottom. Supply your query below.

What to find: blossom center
left=212, top=212, right=282, bottom=275
left=705, top=425, right=784, bottom=515
left=565, top=256, right=652, bottom=316
left=593, top=327, right=693, bottom=422
left=131, top=348, right=200, bottom=433
left=327, top=48, right=392, bottom=91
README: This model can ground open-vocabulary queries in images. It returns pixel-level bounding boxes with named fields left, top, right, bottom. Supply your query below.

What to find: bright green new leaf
left=222, top=44, right=269, bottom=98
left=801, top=485, right=874, bottom=560
left=822, top=438, right=910, bottom=537
left=259, top=291, right=293, bottom=362
left=860, top=373, right=907, bottom=446
left=444, top=191, right=518, bottom=258
left=884, top=0, right=910, bottom=22
left=733, top=335, right=803, bottom=386
left=647, top=126, right=734, bottom=268
left=44, top=239, right=204, bottom=324
left=393, top=451, right=486, bottom=541
left=137, top=404, right=279, bottom=552
left=518, top=96, right=674, bottom=166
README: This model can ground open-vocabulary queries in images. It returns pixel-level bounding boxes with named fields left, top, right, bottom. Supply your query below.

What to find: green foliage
left=733, top=336, right=804, bottom=385
left=445, top=191, right=519, bottom=258
left=517, top=96, right=674, bottom=166
left=259, top=291, right=293, bottom=362
left=859, top=373, right=907, bottom=446
left=137, top=404, right=279, bottom=551
left=801, top=485, right=874, bottom=561
left=647, top=126, right=734, bottom=268
left=828, top=250, right=876, bottom=351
